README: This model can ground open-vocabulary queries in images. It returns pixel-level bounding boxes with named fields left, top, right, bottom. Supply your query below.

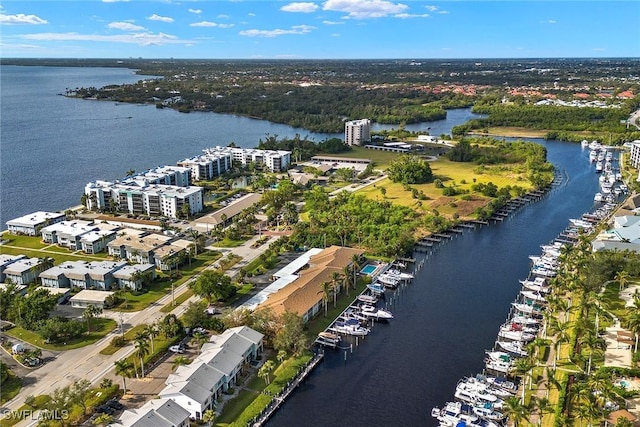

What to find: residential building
left=80, top=228, right=118, bottom=254
left=119, top=398, right=191, bottom=427
left=107, top=233, right=172, bottom=263
left=203, top=147, right=291, bottom=172
left=344, top=119, right=371, bottom=146
left=177, top=151, right=232, bottom=181
left=40, top=220, right=98, bottom=250
left=630, top=140, right=640, bottom=169
left=6, top=211, right=65, bottom=236
left=39, top=260, right=127, bottom=290
left=3, top=257, right=48, bottom=285
left=84, top=181, right=203, bottom=218
left=0, top=255, right=27, bottom=283
left=157, top=326, right=263, bottom=421
left=257, top=246, right=365, bottom=321
left=112, top=263, right=156, bottom=290
left=69, top=289, right=114, bottom=309
left=592, top=215, right=640, bottom=253
left=193, top=193, right=263, bottom=231
left=125, top=166, right=191, bottom=187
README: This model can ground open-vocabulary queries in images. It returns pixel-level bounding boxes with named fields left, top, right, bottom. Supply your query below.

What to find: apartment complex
left=6, top=211, right=66, bottom=236
left=203, top=146, right=291, bottom=172
left=344, top=119, right=372, bottom=146
left=39, top=260, right=155, bottom=291
left=177, top=151, right=233, bottom=181
left=84, top=180, right=203, bottom=218
left=630, top=140, right=640, bottom=169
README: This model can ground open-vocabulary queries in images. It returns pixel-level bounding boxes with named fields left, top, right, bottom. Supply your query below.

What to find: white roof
left=119, top=398, right=191, bottom=427
left=69, top=289, right=114, bottom=303
left=41, top=220, right=96, bottom=237
left=3, top=257, right=42, bottom=275
left=6, top=211, right=65, bottom=227
left=0, top=254, right=27, bottom=268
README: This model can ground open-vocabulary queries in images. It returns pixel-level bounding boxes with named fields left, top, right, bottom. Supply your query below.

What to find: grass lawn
left=212, top=238, right=246, bottom=248
left=160, top=289, right=194, bottom=313
left=0, top=234, right=49, bottom=249
left=112, top=279, right=173, bottom=312
left=0, top=246, right=105, bottom=263
left=470, top=127, right=549, bottom=138
left=5, top=318, right=116, bottom=351
left=0, top=371, right=21, bottom=404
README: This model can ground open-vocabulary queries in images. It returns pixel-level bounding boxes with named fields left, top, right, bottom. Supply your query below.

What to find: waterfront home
left=256, top=246, right=365, bottom=322
left=124, top=165, right=192, bottom=187
left=69, top=289, right=114, bottom=309
left=40, top=220, right=98, bottom=250
left=0, top=254, right=27, bottom=283
left=155, top=326, right=264, bottom=421
left=3, top=257, right=48, bottom=285
left=592, top=215, right=640, bottom=253
left=5, top=211, right=65, bottom=236
left=119, top=398, right=190, bottom=427
left=201, top=146, right=291, bottom=173
left=112, top=263, right=156, bottom=290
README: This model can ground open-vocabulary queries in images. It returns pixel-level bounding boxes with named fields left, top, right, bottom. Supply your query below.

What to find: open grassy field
left=356, top=157, right=533, bottom=219
left=469, top=127, right=548, bottom=138
left=5, top=318, right=116, bottom=351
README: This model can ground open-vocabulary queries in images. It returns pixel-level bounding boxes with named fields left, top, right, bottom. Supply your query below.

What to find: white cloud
left=108, top=21, right=145, bottom=31
left=239, top=24, right=316, bottom=37
left=188, top=8, right=202, bottom=14
left=394, top=13, right=429, bottom=18
left=425, top=5, right=448, bottom=14
left=20, top=31, right=192, bottom=47
left=323, top=0, right=408, bottom=19
left=147, top=14, right=174, bottom=23
left=102, top=0, right=129, bottom=2
left=281, top=2, right=319, bottom=13
left=248, top=13, right=256, bottom=17
left=548, top=20, right=556, bottom=24
left=322, top=20, right=344, bottom=25
left=190, top=21, right=235, bottom=28
left=0, top=13, right=48, bottom=25
left=218, top=14, right=230, bottom=19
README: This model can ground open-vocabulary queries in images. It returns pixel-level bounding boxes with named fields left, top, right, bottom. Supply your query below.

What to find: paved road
left=2, top=234, right=270, bottom=426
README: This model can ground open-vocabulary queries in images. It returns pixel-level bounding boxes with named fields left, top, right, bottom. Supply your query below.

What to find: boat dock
left=251, top=352, right=324, bottom=427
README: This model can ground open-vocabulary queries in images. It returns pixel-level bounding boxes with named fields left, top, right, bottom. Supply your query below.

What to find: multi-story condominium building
left=111, top=263, right=156, bottom=290
left=177, top=151, right=233, bottom=181
left=0, top=254, right=27, bottom=283
left=107, top=232, right=172, bottom=264
left=344, top=119, right=371, bottom=146
left=203, top=146, right=291, bottom=172
left=630, top=140, right=640, bottom=169
left=6, top=211, right=66, bottom=236
left=125, top=166, right=192, bottom=187
left=84, top=181, right=203, bottom=218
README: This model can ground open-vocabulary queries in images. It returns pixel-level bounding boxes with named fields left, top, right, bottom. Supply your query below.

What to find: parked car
left=192, top=327, right=208, bottom=335
left=105, top=399, right=124, bottom=410
left=96, top=405, right=115, bottom=415
left=169, top=345, right=185, bottom=354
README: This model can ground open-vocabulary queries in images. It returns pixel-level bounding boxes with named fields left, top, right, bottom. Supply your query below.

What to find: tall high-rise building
left=344, top=119, right=371, bottom=146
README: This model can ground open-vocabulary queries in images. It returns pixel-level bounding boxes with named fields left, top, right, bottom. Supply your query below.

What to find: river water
left=269, top=142, right=601, bottom=427
left=1, top=66, right=600, bottom=425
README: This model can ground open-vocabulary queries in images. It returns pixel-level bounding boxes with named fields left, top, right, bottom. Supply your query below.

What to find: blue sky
left=1, top=1, right=638, bottom=59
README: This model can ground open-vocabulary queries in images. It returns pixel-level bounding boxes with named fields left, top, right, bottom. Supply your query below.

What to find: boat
left=519, top=278, right=550, bottom=293
left=386, top=268, right=414, bottom=280
left=530, top=266, right=556, bottom=278
left=318, top=331, right=341, bottom=343
left=366, top=283, right=385, bottom=295
left=496, top=340, right=529, bottom=357
left=360, top=304, right=394, bottom=320
left=376, top=273, right=401, bottom=288
left=331, top=319, right=370, bottom=336
left=481, top=376, right=518, bottom=394
left=431, top=401, right=480, bottom=426
left=520, top=290, right=547, bottom=303
left=357, top=294, right=378, bottom=304
left=512, top=302, right=544, bottom=315
left=595, top=161, right=603, bottom=173
left=473, top=403, right=505, bottom=422
left=594, top=192, right=603, bottom=202
left=497, top=325, right=535, bottom=343
left=484, top=352, right=513, bottom=374
left=454, top=381, right=501, bottom=406
left=509, top=314, right=541, bottom=326
left=589, top=150, right=597, bottom=162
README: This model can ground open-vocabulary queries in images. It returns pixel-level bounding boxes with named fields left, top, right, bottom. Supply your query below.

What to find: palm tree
left=502, top=395, right=530, bottom=427
left=530, top=396, right=552, bottom=426
left=144, top=323, right=159, bottom=354
left=114, top=359, right=134, bottom=393
left=624, top=309, right=640, bottom=352
left=258, top=360, right=275, bottom=385
left=202, top=409, right=217, bottom=427
left=134, top=336, right=150, bottom=378
left=342, top=265, right=352, bottom=296
left=549, top=318, right=571, bottom=365
left=318, top=281, right=332, bottom=317
left=615, top=270, right=630, bottom=291
left=330, top=271, right=343, bottom=308
left=192, top=331, right=208, bottom=353
left=351, top=254, right=362, bottom=291
left=172, top=355, right=192, bottom=371
left=277, top=350, right=287, bottom=365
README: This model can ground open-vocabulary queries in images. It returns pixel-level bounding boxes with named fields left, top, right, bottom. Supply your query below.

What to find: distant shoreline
left=467, top=127, right=548, bottom=139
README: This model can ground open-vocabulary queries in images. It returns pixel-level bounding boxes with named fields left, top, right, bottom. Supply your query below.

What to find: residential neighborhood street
left=1, top=233, right=272, bottom=426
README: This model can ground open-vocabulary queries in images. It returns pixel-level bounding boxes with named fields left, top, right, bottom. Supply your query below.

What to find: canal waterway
left=268, top=142, right=602, bottom=427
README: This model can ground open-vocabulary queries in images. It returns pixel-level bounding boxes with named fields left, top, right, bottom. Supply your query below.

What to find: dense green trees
left=189, top=270, right=236, bottom=302
left=387, top=155, right=433, bottom=184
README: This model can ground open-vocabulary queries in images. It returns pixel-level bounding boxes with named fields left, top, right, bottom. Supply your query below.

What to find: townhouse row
left=119, top=326, right=264, bottom=425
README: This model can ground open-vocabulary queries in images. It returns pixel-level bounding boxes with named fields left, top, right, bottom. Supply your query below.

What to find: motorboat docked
left=431, top=401, right=479, bottom=426
left=331, top=318, right=370, bottom=336
left=481, top=376, right=518, bottom=394
left=496, top=340, right=529, bottom=357
left=454, top=381, right=502, bottom=407
left=473, top=403, right=506, bottom=423
left=484, top=351, right=513, bottom=374
left=589, top=150, right=598, bottom=162
left=519, top=278, right=550, bottom=293
left=376, top=273, right=401, bottom=288
left=359, top=304, right=394, bottom=320
left=594, top=192, right=603, bottom=203
left=530, top=266, right=557, bottom=278
left=457, top=377, right=513, bottom=399
left=512, top=302, right=544, bottom=315
left=520, top=290, right=547, bottom=303
left=497, top=325, right=535, bottom=343
left=385, top=269, right=414, bottom=280
left=366, top=283, right=385, bottom=295
left=318, top=331, right=341, bottom=344
left=509, top=315, right=541, bottom=326
left=357, top=294, right=378, bottom=304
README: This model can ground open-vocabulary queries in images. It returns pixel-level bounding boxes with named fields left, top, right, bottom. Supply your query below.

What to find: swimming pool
left=360, top=264, right=376, bottom=275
